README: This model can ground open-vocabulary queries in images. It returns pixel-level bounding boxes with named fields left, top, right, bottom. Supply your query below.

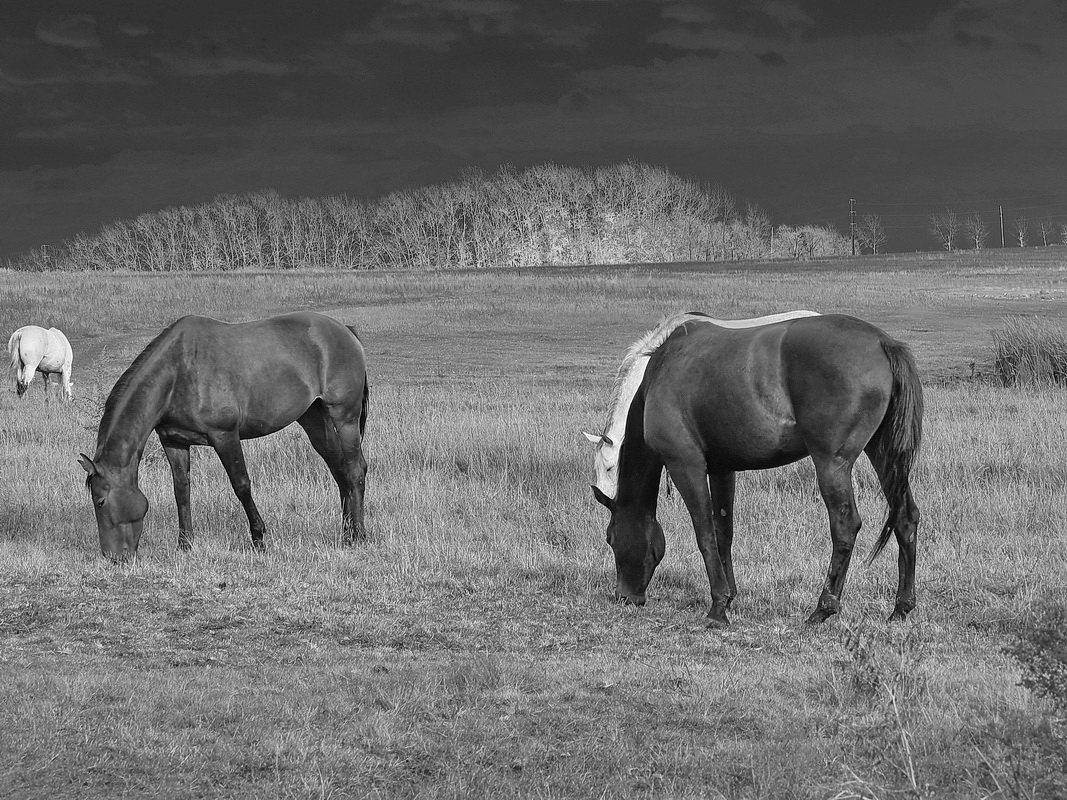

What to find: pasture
left=1, top=249, right=1065, bottom=799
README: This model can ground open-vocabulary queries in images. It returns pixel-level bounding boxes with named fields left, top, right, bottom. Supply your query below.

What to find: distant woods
left=6, top=163, right=849, bottom=272
left=930, top=207, right=1067, bottom=252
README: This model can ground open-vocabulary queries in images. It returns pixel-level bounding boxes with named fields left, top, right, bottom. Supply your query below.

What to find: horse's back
left=153, top=312, right=366, bottom=440
left=172, top=312, right=362, bottom=363
left=643, top=314, right=897, bottom=468
left=172, top=312, right=364, bottom=399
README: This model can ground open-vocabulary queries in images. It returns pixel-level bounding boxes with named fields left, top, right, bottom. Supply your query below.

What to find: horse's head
left=592, top=486, right=665, bottom=606
left=78, top=454, right=149, bottom=562
left=583, top=430, right=620, bottom=500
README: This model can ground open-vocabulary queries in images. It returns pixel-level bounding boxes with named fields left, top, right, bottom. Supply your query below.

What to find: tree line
left=929, top=208, right=1067, bottom=252
left=5, top=163, right=849, bottom=272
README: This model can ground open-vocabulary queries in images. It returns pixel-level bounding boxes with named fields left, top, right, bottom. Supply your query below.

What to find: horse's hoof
left=887, top=608, right=909, bottom=623
left=706, top=606, right=730, bottom=627
left=805, top=609, right=834, bottom=625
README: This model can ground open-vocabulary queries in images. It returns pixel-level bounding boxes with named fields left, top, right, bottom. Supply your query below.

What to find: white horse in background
left=8, top=325, right=74, bottom=401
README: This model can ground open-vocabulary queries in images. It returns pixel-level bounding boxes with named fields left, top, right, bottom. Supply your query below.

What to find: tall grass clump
left=991, top=316, right=1067, bottom=386
left=978, top=597, right=1067, bottom=798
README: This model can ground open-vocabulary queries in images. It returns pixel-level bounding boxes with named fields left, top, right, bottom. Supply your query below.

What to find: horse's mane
left=601, top=312, right=709, bottom=434
left=98, top=318, right=184, bottom=441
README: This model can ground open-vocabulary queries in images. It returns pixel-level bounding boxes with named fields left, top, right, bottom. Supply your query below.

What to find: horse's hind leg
left=161, top=440, right=195, bottom=551
left=298, top=401, right=367, bottom=544
left=60, top=367, right=73, bottom=401
left=888, top=486, right=919, bottom=621
left=13, top=357, right=33, bottom=397
left=866, top=445, right=920, bottom=621
left=207, top=430, right=267, bottom=551
left=808, top=454, right=862, bottom=624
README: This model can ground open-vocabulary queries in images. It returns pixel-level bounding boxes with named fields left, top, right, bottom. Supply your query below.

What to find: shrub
left=982, top=597, right=1067, bottom=799
left=991, top=317, right=1067, bottom=386
left=1005, top=598, right=1067, bottom=715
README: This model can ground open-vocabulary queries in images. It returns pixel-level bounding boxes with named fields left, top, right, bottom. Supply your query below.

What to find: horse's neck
left=615, top=389, right=662, bottom=512
left=95, top=347, right=177, bottom=475
left=604, top=355, right=649, bottom=445
left=603, top=313, right=707, bottom=442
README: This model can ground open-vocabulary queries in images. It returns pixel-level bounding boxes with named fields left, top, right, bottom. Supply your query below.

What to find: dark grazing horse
left=588, top=312, right=922, bottom=625
left=79, top=311, right=369, bottom=562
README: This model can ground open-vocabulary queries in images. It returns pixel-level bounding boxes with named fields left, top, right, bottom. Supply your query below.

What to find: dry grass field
left=1, top=248, right=1066, bottom=799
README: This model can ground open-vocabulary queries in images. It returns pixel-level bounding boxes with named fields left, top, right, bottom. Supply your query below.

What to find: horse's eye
left=95, top=496, right=106, bottom=507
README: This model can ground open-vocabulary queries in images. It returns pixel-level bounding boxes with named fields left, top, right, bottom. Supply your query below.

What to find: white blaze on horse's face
left=583, top=430, right=620, bottom=500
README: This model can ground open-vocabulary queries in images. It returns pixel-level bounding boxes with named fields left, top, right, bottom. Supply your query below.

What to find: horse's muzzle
left=614, top=589, right=647, bottom=606
left=102, top=547, right=135, bottom=564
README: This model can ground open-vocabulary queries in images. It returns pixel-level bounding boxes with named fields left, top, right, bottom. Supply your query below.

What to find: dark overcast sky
left=3, top=0, right=1067, bottom=257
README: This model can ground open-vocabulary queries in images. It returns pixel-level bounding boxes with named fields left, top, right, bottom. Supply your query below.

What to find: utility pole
left=999, top=204, right=1005, bottom=248
left=849, top=198, right=856, bottom=255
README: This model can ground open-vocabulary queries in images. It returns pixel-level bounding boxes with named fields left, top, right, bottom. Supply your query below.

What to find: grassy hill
left=1, top=249, right=1065, bottom=798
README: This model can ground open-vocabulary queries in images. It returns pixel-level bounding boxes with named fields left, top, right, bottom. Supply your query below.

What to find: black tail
left=359, top=378, right=369, bottom=436
left=346, top=325, right=369, bottom=436
left=867, top=338, right=923, bottom=563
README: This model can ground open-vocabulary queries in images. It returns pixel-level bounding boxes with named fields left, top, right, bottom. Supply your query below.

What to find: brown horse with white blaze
left=79, top=311, right=369, bottom=562
left=589, top=312, right=922, bottom=625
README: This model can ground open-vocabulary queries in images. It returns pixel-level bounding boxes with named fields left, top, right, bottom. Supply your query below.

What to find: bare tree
left=856, top=214, right=887, bottom=254
left=706, top=183, right=736, bottom=259
left=964, top=212, right=989, bottom=250
left=1038, top=217, right=1055, bottom=247
left=929, top=208, right=961, bottom=252
left=1014, top=217, right=1029, bottom=248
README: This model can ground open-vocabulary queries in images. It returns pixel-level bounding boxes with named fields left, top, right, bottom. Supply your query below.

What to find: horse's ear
left=592, top=485, right=615, bottom=511
left=582, top=431, right=614, bottom=446
left=78, top=454, right=97, bottom=476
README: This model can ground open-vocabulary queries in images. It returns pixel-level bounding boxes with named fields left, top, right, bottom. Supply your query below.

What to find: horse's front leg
left=666, top=458, right=733, bottom=626
left=207, top=430, right=267, bottom=551
left=708, top=471, right=737, bottom=608
left=160, top=437, right=194, bottom=550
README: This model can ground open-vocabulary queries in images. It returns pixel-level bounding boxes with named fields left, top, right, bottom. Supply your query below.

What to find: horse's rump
left=8, top=325, right=73, bottom=396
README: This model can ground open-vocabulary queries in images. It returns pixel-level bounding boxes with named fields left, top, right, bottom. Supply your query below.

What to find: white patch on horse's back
left=702, top=309, right=820, bottom=329
left=590, top=309, right=820, bottom=499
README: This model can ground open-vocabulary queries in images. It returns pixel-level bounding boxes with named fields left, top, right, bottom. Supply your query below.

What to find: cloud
left=0, top=41, right=149, bottom=89
left=760, top=1, right=815, bottom=32
left=119, top=24, right=152, bottom=38
left=346, top=0, right=605, bottom=54
left=152, top=50, right=291, bottom=77
left=756, top=50, right=787, bottom=67
left=345, top=0, right=525, bottom=53
left=36, top=14, right=101, bottom=49
left=661, top=3, right=716, bottom=26
left=345, top=13, right=463, bottom=53
left=649, top=26, right=767, bottom=54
